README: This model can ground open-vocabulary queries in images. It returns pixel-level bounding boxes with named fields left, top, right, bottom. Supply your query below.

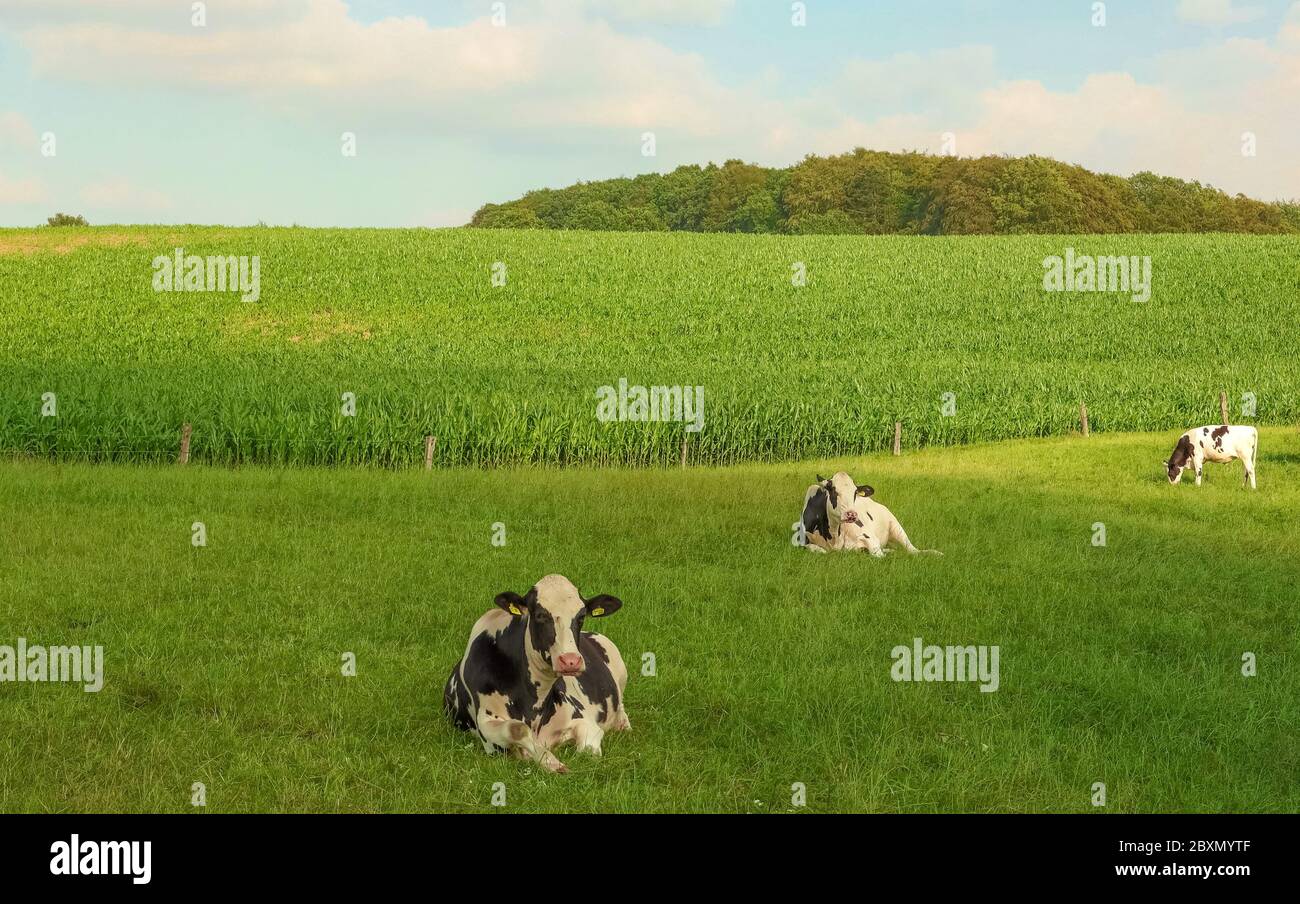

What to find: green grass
left=2, top=429, right=1296, bottom=813
left=2, top=227, right=1299, bottom=466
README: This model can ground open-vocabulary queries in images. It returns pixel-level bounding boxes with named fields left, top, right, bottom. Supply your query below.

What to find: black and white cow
left=799, top=471, right=940, bottom=556
left=800, top=472, right=874, bottom=552
left=443, top=574, right=630, bottom=774
left=1166, top=425, right=1257, bottom=488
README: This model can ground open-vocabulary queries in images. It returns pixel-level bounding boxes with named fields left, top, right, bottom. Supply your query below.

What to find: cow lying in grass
left=800, top=472, right=941, bottom=557
left=443, top=574, right=630, bottom=774
left=1166, top=425, right=1258, bottom=489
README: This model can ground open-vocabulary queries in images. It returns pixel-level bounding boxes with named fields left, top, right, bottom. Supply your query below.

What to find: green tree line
left=470, top=149, right=1300, bottom=234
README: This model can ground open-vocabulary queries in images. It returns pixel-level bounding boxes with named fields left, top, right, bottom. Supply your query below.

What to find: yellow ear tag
left=509, top=605, right=522, bottom=616
left=591, top=607, right=605, bottom=617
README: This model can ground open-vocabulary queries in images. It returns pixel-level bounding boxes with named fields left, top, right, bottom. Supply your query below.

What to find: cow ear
left=584, top=594, right=622, bottom=618
left=816, top=474, right=829, bottom=484
left=855, top=484, right=874, bottom=498
left=495, top=591, right=527, bottom=617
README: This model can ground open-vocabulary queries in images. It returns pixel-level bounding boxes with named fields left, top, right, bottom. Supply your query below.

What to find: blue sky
left=2, top=0, right=1298, bottom=226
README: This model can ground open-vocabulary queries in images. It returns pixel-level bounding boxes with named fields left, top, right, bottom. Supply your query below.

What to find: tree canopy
left=471, top=149, right=1300, bottom=235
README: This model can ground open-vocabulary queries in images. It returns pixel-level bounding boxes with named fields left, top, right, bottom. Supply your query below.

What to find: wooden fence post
left=1219, top=391, right=1230, bottom=425
left=1080, top=403, right=1089, bottom=438
left=424, top=435, right=435, bottom=471
left=893, top=421, right=902, bottom=456
left=179, top=423, right=192, bottom=465
left=680, top=435, right=688, bottom=469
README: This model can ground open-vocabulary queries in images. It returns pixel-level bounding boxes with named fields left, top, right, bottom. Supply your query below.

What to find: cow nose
left=556, top=653, right=584, bottom=674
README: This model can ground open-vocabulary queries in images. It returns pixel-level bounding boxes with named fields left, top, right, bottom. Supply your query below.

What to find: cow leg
left=889, top=519, right=943, bottom=556
left=570, top=720, right=606, bottom=756
left=1193, top=449, right=1204, bottom=486
left=478, top=717, right=568, bottom=774
left=803, top=530, right=832, bottom=553
left=1244, top=442, right=1258, bottom=489
left=858, top=534, right=886, bottom=557
left=887, top=519, right=919, bottom=554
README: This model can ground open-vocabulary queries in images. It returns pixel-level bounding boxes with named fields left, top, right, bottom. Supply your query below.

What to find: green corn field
left=2, top=226, right=1297, bottom=467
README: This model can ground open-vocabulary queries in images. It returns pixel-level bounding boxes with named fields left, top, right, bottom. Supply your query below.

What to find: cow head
left=1165, top=436, right=1193, bottom=484
left=495, top=574, right=622, bottom=678
left=816, top=472, right=874, bottom=522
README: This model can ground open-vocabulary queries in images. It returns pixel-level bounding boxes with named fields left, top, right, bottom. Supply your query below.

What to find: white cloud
left=81, top=177, right=172, bottom=210
left=802, top=63, right=1298, bottom=200
left=0, top=111, right=38, bottom=151
left=0, top=170, right=45, bottom=204
left=578, top=0, right=736, bottom=26
left=14, top=0, right=746, bottom=136
left=5, top=0, right=1300, bottom=207
left=0, top=0, right=310, bottom=28
left=1177, top=0, right=1266, bottom=25
left=838, top=46, right=998, bottom=124
left=1280, top=0, right=1300, bottom=43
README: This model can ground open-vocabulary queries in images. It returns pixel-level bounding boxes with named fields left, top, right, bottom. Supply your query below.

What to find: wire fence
left=3, top=391, right=1250, bottom=469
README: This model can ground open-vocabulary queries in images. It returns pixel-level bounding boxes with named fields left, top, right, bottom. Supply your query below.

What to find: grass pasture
left=2, top=226, right=1299, bottom=466
left=1, top=430, right=1297, bottom=813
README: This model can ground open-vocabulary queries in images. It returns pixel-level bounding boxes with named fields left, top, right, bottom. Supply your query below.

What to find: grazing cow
left=443, top=574, right=630, bottom=774
left=800, top=471, right=941, bottom=556
left=1166, top=425, right=1257, bottom=488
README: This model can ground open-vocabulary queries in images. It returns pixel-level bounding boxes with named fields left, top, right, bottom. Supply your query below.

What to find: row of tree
left=470, top=149, right=1300, bottom=234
